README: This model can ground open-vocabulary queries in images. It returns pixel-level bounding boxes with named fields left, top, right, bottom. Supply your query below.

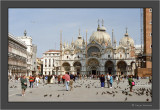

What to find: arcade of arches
left=62, top=60, right=134, bottom=76
left=73, top=62, right=82, bottom=75
left=62, top=62, right=70, bottom=72
left=105, top=61, right=114, bottom=74
left=117, top=61, right=127, bottom=76
left=87, top=58, right=100, bottom=75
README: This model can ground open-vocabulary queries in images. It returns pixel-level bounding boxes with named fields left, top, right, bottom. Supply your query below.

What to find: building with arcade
left=43, top=20, right=141, bottom=76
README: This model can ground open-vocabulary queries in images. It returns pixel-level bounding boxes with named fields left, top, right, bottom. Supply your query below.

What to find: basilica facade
left=43, top=21, right=141, bottom=76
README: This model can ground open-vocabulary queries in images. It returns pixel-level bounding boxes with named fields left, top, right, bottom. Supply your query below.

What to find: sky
left=9, top=8, right=142, bottom=58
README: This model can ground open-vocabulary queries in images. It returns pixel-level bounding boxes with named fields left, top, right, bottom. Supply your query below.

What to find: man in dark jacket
left=21, top=75, right=27, bottom=96
left=100, top=74, right=105, bottom=88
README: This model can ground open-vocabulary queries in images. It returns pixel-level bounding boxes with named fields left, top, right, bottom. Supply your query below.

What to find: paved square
left=8, top=78, right=152, bottom=102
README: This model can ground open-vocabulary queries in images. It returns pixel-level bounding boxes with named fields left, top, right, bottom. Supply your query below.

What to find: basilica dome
left=120, top=29, right=134, bottom=47
left=89, top=25, right=111, bottom=45
left=74, top=35, right=83, bottom=47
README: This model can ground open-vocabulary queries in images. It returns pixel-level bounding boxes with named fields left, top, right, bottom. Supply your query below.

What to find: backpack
left=107, top=75, right=110, bottom=80
left=45, top=76, right=48, bottom=80
left=132, top=81, right=135, bottom=86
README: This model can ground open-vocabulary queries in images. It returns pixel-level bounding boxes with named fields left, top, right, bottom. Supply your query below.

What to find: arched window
left=108, top=55, right=110, bottom=58
left=120, top=54, right=122, bottom=58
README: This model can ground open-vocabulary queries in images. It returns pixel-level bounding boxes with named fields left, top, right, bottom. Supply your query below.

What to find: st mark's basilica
left=46, top=20, right=141, bottom=76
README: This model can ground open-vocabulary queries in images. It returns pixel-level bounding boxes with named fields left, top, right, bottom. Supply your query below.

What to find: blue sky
left=9, top=8, right=141, bottom=58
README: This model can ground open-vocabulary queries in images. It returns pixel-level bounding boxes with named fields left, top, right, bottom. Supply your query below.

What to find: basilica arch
left=131, top=61, right=136, bottom=75
left=73, top=61, right=82, bottom=75
left=87, top=58, right=100, bottom=75
left=62, top=62, right=71, bottom=72
left=117, top=60, right=127, bottom=76
left=105, top=60, right=114, bottom=74
left=87, top=46, right=101, bottom=57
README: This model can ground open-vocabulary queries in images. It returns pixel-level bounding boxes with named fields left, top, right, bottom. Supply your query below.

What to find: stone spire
left=79, top=28, right=81, bottom=36
left=112, top=29, right=114, bottom=46
left=78, top=28, right=82, bottom=39
left=114, top=36, right=117, bottom=48
left=63, top=41, right=66, bottom=48
left=125, top=27, right=129, bottom=37
left=97, top=19, right=100, bottom=31
left=24, top=30, right=27, bottom=36
left=66, top=41, right=69, bottom=47
left=102, top=19, right=104, bottom=26
left=83, top=36, right=85, bottom=45
left=126, top=27, right=128, bottom=33
left=71, top=37, right=74, bottom=46
left=60, top=30, right=62, bottom=72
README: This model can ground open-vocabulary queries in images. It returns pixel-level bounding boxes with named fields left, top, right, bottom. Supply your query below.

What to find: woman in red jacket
left=29, top=75, right=34, bottom=88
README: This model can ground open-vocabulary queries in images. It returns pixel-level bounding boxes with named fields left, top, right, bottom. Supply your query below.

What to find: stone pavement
left=8, top=78, right=152, bottom=102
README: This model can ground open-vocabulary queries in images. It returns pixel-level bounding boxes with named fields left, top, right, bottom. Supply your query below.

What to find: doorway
left=108, top=67, right=112, bottom=74
left=92, top=70, right=96, bottom=75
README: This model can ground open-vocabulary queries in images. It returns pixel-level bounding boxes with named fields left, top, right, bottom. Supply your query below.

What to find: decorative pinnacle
left=79, top=28, right=81, bottom=36
left=24, top=30, right=27, bottom=36
left=102, top=19, right=104, bottom=26
left=98, top=19, right=100, bottom=27
left=126, top=27, right=128, bottom=33
left=125, top=27, right=129, bottom=37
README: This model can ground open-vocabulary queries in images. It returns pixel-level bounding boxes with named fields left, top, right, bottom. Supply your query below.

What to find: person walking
left=69, top=73, right=74, bottom=91
left=109, top=74, right=113, bottom=88
left=62, top=75, right=65, bottom=84
left=58, top=75, right=61, bottom=84
left=149, top=75, right=152, bottom=83
left=42, top=75, right=45, bottom=83
left=45, top=75, right=48, bottom=84
left=50, top=75, right=55, bottom=84
left=106, top=73, right=110, bottom=88
left=128, top=76, right=134, bottom=92
left=35, top=75, right=40, bottom=87
left=100, top=74, right=105, bottom=88
left=29, top=75, right=34, bottom=88
left=21, top=75, right=27, bottom=96
left=116, top=75, right=119, bottom=85
left=65, top=72, right=70, bottom=91
left=15, top=75, right=19, bottom=83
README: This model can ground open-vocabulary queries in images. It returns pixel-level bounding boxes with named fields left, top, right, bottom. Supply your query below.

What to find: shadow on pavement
left=58, top=89, right=67, bottom=91
left=16, top=94, right=22, bottom=96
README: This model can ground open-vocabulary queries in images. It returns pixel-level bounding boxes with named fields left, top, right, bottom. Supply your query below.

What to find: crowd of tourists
left=8, top=73, right=152, bottom=96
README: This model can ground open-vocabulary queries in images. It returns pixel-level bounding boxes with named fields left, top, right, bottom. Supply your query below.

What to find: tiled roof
left=44, top=50, right=60, bottom=53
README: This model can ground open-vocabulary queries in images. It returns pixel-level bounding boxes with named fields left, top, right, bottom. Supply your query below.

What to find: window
left=49, top=59, right=51, bottom=67
left=149, top=8, right=152, bottom=12
left=120, top=54, right=122, bottom=58
left=108, top=55, right=110, bottom=58
left=150, top=20, right=152, bottom=24
left=67, top=56, right=68, bottom=59
left=45, top=65, right=47, bottom=67
left=53, top=59, right=54, bottom=67
left=150, top=33, right=152, bottom=37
